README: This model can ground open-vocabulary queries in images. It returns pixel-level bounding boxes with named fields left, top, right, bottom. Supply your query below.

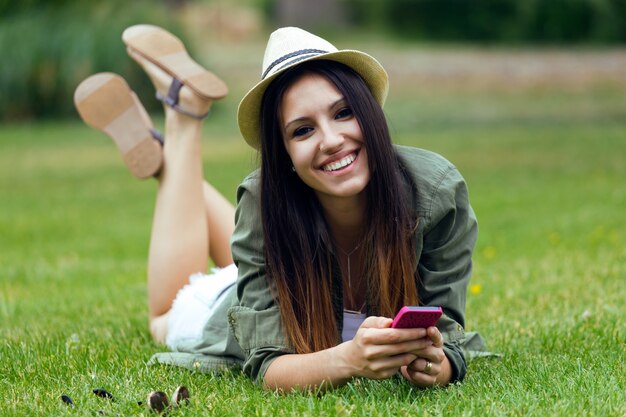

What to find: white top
left=342, top=310, right=367, bottom=342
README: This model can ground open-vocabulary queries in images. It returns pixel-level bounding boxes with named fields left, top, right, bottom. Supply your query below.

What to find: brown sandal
left=122, top=24, right=228, bottom=118
left=74, top=73, right=163, bottom=179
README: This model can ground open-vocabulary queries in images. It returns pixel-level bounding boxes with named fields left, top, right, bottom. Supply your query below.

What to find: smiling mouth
left=322, top=152, right=357, bottom=172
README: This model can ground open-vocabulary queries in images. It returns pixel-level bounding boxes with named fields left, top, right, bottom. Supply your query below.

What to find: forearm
left=263, top=345, right=352, bottom=392
left=262, top=321, right=429, bottom=392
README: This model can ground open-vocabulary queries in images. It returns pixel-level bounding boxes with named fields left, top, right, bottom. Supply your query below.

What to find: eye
left=293, top=126, right=313, bottom=138
left=335, top=107, right=353, bottom=119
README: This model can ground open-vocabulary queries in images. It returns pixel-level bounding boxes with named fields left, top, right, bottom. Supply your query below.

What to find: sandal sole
left=122, top=24, right=228, bottom=100
left=74, top=73, right=163, bottom=179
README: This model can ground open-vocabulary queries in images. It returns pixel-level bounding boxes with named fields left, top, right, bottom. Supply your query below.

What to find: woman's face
left=279, top=73, right=370, bottom=205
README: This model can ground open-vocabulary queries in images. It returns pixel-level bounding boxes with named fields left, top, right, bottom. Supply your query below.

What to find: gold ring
left=423, top=360, right=432, bottom=374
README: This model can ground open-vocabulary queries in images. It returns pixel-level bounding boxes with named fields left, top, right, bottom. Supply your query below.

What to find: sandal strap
left=150, top=128, right=164, bottom=146
left=156, top=78, right=210, bottom=120
left=147, top=128, right=164, bottom=178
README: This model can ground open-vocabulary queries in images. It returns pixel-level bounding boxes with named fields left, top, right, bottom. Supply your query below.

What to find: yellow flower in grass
left=589, top=226, right=605, bottom=244
left=548, top=232, right=561, bottom=245
left=470, top=284, right=482, bottom=295
left=482, top=246, right=496, bottom=260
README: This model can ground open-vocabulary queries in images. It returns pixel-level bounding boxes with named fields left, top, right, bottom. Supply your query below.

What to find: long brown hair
left=260, top=60, right=419, bottom=354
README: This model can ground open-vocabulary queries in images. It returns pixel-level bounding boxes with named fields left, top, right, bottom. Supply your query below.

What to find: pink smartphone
left=391, top=306, right=442, bottom=329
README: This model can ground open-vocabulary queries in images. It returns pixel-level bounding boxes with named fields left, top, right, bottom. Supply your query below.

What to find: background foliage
left=0, top=1, right=184, bottom=120
left=1, top=0, right=625, bottom=121
left=347, top=0, right=626, bottom=43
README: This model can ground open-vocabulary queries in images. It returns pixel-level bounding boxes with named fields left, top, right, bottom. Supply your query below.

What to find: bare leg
left=150, top=181, right=235, bottom=344
left=148, top=143, right=236, bottom=344
left=203, top=181, right=235, bottom=268
left=128, top=49, right=234, bottom=342
left=147, top=109, right=208, bottom=341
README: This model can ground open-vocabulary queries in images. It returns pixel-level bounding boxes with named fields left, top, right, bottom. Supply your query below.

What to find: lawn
left=1, top=51, right=625, bottom=415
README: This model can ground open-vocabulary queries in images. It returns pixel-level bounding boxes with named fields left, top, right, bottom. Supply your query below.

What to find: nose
left=318, top=123, right=344, bottom=153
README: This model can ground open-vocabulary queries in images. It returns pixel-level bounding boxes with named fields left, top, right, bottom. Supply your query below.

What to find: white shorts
left=165, top=264, right=237, bottom=350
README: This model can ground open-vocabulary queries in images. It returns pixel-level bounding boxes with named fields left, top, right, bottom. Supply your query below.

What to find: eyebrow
left=283, top=97, right=347, bottom=131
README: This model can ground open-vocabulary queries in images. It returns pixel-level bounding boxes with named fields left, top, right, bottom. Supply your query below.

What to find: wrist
left=330, top=341, right=357, bottom=383
left=436, top=355, right=453, bottom=386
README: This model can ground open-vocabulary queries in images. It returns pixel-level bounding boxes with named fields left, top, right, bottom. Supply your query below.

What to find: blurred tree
left=273, top=0, right=347, bottom=28
left=0, top=1, right=186, bottom=120
left=345, top=0, right=626, bottom=43
left=164, top=0, right=189, bottom=10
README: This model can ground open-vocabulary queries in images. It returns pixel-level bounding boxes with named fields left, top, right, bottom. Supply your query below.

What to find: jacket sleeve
left=417, top=164, right=478, bottom=383
left=227, top=173, right=294, bottom=384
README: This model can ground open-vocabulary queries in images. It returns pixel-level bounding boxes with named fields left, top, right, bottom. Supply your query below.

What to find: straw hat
left=237, top=27, right=389, bottom=149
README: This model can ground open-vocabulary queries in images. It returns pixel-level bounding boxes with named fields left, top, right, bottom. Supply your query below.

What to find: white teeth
left=323, top=153, right=356, bottom=172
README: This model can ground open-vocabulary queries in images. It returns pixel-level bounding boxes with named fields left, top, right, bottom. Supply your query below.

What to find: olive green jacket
left=149, top=145, right=485, bottom=384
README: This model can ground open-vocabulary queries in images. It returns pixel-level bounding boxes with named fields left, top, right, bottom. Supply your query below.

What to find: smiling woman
left=241, top=38, right=483, bottom=388
left=74, top=25, right=484, bottom=396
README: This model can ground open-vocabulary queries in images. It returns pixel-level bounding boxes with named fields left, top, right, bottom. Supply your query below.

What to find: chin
left=322, top=175, right=370, bottom=199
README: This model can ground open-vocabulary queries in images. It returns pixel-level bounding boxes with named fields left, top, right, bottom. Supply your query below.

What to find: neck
left=318, top=193, right=368, bottom=313
left=318, top=192, right=368, bottom=251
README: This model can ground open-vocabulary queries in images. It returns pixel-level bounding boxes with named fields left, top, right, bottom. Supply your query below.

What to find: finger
left=390, top=327, right=429, bottom=341
left=408, top=345, right=446, bottom=365
left=405, top=339, right=439, bottom=357
left=360, top=338, right=430, bottom=361
left=360, top=316, right=393, bottom=329
left=403, top=366, right=439, bottom=387
left=427, top=326, right=444, bottom=348
left=358, top=327, right=428, bottom=347
left=372, top=353, right=419, bottom=374
left=360, top=353, right=417, bottom=380
left=407, top=357, right=439, bottom=376
left=381, top=328, right=429, bottom=345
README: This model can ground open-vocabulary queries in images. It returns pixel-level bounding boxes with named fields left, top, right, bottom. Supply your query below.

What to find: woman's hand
left=400, top=326, right=452, bottom=387
left=263, top=317, right=448, bottom=391
left=336, top=316, right=434, bottom=380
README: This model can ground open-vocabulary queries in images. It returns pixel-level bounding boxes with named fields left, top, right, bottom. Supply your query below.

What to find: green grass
left=1, top=84, right=625, bottom=416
